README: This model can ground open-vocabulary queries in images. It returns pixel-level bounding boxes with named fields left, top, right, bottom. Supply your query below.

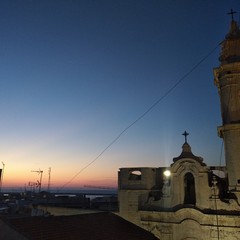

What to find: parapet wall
left=118, top=167, right=158, bottom=190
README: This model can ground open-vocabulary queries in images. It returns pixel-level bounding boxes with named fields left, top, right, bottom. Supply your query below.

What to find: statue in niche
left=162, top=176, right=170, bottom=197
left=211, top=175, right=219, bottom=198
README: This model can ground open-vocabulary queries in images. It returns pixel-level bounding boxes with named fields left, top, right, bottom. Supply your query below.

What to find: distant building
left=90, top=195, right=118, bottom=211
left=118, top=17, right=240, bottom=239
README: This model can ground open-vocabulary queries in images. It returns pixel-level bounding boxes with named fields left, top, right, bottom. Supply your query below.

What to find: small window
left=129, top=170, right=142, bottom=180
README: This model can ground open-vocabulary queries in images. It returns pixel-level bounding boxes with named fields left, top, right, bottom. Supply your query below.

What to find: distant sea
left=2, top=187, right=118, bottom=197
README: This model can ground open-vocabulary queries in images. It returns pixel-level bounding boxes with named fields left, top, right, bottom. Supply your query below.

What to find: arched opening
left=128, top=170, right=142, bottom=180
left=184, top=172, right=196, bottom=205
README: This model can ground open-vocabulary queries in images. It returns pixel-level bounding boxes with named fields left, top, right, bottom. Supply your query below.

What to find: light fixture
left=163, top=170, right=171, bottom=177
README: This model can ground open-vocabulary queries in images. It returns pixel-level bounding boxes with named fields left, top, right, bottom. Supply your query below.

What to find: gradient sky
left=0, top=0, right=239, bottom=191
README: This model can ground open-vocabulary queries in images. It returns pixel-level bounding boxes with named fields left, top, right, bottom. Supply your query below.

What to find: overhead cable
left=58, top=43, right=220, bottom=191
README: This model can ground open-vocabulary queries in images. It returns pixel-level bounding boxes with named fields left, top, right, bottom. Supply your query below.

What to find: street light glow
left=163, top=170, right=171, bottom=177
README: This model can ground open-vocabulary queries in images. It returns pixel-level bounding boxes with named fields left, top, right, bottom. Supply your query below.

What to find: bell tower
left=214, top=10, right=240, bottom=191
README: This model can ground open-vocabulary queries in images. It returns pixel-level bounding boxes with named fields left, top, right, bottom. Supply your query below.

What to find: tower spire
left=214, top=13, right=240, bottom=192
left=218, top=12, right=240, bottom=64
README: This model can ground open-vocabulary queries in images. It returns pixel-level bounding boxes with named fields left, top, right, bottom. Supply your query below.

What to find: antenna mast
left=0, top=162, right=5, bottom=192
left=47, top=167, right=51, bottom=192
left=31, top=169, right=43, bottom=193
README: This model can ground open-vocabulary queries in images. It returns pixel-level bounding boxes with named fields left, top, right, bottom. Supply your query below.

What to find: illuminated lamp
left=163, top=170, right=171, bottom=177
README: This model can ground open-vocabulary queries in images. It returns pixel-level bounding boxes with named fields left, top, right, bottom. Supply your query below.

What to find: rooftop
left=1, top=212, right=159, bottom=240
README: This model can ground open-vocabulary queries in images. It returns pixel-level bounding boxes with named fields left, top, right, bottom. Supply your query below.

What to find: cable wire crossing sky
left=59, top=43, right=220, bottom=190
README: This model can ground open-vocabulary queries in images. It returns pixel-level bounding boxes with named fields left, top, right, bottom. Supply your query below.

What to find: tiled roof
left=7, top=212, right=158, bottom=240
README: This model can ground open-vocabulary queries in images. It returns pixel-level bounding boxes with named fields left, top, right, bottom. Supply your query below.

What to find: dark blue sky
left=0, top=0, right=239, bottom=188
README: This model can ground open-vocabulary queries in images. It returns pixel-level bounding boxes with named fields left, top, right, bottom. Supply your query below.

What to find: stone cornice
left=218, top=123, right=240, bottom=137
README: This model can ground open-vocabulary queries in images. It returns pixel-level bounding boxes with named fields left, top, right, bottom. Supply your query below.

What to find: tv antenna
left=0, top=162, right=5, bottom=192
left=47, top=167, right=51, bottom=192
left=31, top=169, right=43, bottom=192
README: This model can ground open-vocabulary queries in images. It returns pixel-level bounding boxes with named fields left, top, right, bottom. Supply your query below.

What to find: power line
left=58, top=43, right=220, bottom=191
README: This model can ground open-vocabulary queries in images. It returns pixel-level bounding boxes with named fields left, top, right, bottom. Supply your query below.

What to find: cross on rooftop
left=182, top=131, right=189, bottom=143
left=228, top=9, right=237, bottom=21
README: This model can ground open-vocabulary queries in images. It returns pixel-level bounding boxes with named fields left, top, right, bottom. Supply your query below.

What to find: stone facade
left=118, top=19, right=240, bottom=240
left=118, top=143, right=240, bottom=239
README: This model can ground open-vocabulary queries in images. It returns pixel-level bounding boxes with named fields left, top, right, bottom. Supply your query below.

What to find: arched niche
left=184, top=172, right=196, bottom=205
left=128, top=170, right=142, bottom=180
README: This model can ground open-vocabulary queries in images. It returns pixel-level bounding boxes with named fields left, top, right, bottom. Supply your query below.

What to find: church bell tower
left=214, top=10, right=240, bottom=191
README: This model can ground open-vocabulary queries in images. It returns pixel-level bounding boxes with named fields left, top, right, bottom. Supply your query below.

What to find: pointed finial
left=228, top=9, right=237, bottom=21
left=182, top=131, right=189, bottom=143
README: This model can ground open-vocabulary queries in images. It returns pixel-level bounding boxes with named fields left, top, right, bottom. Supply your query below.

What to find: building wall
left=140, top=208, right=240, bottom=240
left=118, top=149, right=240, bottom=239
left=170, top=158, right=211, bottom=209
left=118, top=167, right=160, bottom=225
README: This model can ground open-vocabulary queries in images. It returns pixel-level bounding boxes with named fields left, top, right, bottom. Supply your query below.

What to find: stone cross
left=182, top=131, right=189, bottom=143
left=228, top=9, right=237, bottom=21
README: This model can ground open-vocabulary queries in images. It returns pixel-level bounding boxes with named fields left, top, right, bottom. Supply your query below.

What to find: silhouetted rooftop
left=3, top=212, right=159, bottom=240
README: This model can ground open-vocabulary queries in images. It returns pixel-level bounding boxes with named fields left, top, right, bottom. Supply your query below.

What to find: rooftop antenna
left=28, top=181, right=37, bottom=192
left=31, top=169, right=43, bottom=193
left=47, top=167, right=51, bottom=192
left=0, top=162, right=5, bottom=193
